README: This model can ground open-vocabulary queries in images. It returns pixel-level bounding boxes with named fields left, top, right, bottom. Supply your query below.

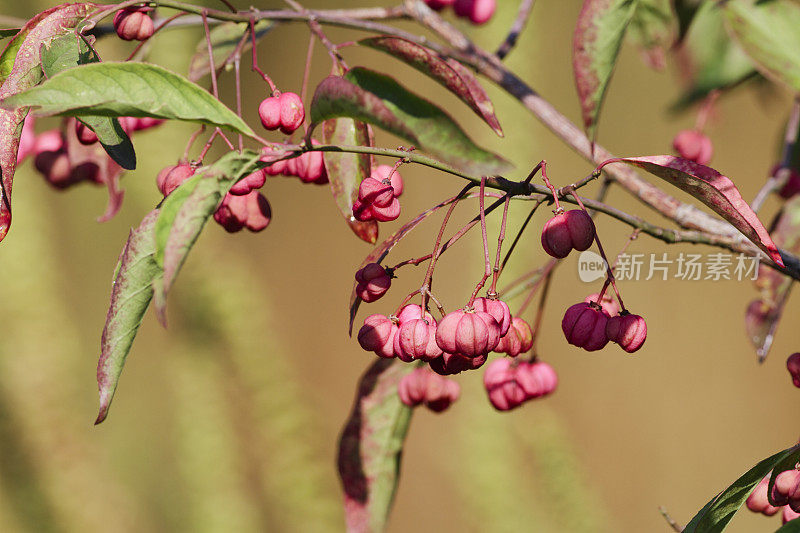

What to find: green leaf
left=322, top=117, right=378, bottom=244
left=724, top=0, right=800, bottom=94
left=0, top=28, right=20, bottom=40
left=0, top=2, right=96, bottom=243
left=188, top=19, right=273, bottom=82
left=572, top=0, right=638, bottom=142
left=627, top=0, right=676, bottom=70
left=1, top=62, right=256, bottom=138
left=776, top=517, right=800, bottom=531
left=359, top=36, right=503, bottom=136
left=310, top=67, right=511, bottom=176
left=40, top=33, right=136, bottom=170
left=337, top=359, right=416, bottom=532
left=95, top=210, right=161, bottom=424
left=683, top=445, right=800, bottom=532
left=673, top=1, right=757, bottom=108
left=153, top=150, right=264, bottom=322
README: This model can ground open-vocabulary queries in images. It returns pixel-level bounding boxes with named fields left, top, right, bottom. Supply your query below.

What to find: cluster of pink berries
left=672, top=129, right=713, bottom=166
left=113, top=6, right=155, bottom=42
left=423, top=0, right=497, bottom=25
left=746, top=473, right=800, bottom=525
left=484, top=358, right=557, bottom=411
left=562, top=295, right=646, bottom=353
left=398, top=367, right=460, bottom=412
left=354, top=165, right=404, bottom=223
left=262, top=143, right=328, bottom=185
left=540, top=208, right=595, bottom=258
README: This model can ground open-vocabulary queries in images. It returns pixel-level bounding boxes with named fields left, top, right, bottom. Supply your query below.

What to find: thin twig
left=752, top=96, right=800, bottom=213
left=658, top=506, right=684, bottom=533
left=495, top=0, right=535, bottom=60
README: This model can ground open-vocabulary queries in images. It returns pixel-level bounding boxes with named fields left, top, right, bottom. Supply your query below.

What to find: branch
left=495, top=0, right=535, bottom=60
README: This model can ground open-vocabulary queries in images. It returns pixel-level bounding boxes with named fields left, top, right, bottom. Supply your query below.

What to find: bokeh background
left=0, top=1, right=797, bottom=531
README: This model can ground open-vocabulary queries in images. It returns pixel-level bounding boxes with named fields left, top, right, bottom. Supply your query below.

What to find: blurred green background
left=0, top=1, right=798, bottom=532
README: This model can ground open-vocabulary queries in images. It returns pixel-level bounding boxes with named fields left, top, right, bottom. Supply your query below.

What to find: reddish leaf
left=745, top=195, right=800, bottom=361
left=0, top=3, right=96, bottom=242
left=598, top=155, right=785, bottom=267
left=359, top=36, right=503, bottom=136
left=573, top=0, right=637, bottom=142
left=337, top=358, right=415, bottom=533
left=322, top=117, right=379, bottom=243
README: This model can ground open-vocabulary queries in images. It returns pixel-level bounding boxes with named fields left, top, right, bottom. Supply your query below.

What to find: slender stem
left=390, top=254, right=432, bottom=271
left=183, top=125, right=206, bottom=160
left=234, top=52, right=243, bottom=152
left=495, top=0, right=535, bottom=60
left=468, top=177, right=493, bottom=305
left=658, top=506, right=684, bottom=533
left=527, top=268, right=553, bottom=355
left=300, top=30, right=315, bottom=106
left=202, top=11, right=219, bottom=98
left=752, top=96, right=800, bottom=213
left=694, top=90, right=719, bottom=132
left=500, top=197, right=545, bottom=272
left=516, top=260, right=556, bottom=316
left=539, top=160, right=560, bottom=211
left=250, top=18, right=277, bottom=92
left=216, top=0, right=236, bottom=12
left=489, top=195, right=511, bottom=294
left=610, top=229, right=640, bottom=273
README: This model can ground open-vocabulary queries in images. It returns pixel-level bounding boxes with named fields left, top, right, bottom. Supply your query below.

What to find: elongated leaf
left=627, top=0, right=675, bottom=70
left=573, top=0, right=638, bottom=142
left=337, top=358, right=415, bottom=533
left=683, top=445, right=800, bottom=533
left=0, top=2, right=95, bottom=243
left=746, top=195, right=800, bottom=360
left=724, top=0, right=800, bottom=94
left=777, top=518, right=800, bottom=531
left=40, top=33, right=136, bottom=170
left=95, top=210, right=161, bottom=424
left=188, top=19, right=273, bottom=82
left=0, top=28, right=19, bottom=40
left=310, top=67, right=511, bottom=176
left=673, top=1, right=756, bottom=109
left=359, top=36, right=503, bottom=136
left=1, top=62, right=256, bottom=138
left=598, top=156, right=784, bottom=266
left=322, top=117, right=378, bottom=244
left=153, top=150, right=264, bottom=322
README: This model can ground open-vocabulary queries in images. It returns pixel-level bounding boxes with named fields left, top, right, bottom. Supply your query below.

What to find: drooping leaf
left=1, top=62, right=256, bottom=138
left=322, top=117, right=378, bottom=244
left=95, top=210, right=161, bottom=424
left=683, top=445, right=800, bottom=533
left=724, top=0, right=800, bottom=95
left=188, top=19, right=273, bottom=82
left=359, top=36, right=503, bottom=136
left=0, top=2, right=96, bottom=243
left=745, top=195, right=800, bottom=360
left=153, top=149, right=264, bottom=323
left=337, top=358, right=416, bottom=533
left=40, top=33, right=136, bottom=170
left=310, top=67, right=511, bottom=176
left=572, top=0, right=638, bottom=142
left=627, top=0, right=675, bottom=70
left=673, top=1, right=757, bottom=109
left=597, top=156, right=785, bottom=266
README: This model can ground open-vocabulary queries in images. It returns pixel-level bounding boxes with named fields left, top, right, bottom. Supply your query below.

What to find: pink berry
left=229, top=169, right=266, bottom=196
left=33, top=129, right=64, bottom=154
left=213, top=193, right=247, bottom=233
left=495, top=317, right=534, bottom=357
left=436, top=309, right=500, bottom=358
left=353, top=199, right=374, bottom=222
left=771, top=469, right=800, bottom=507
left=606, top=313, right=647, bottom=353
left=358, top=177, right=395, bottom=208
left=429, top=351, right=487, bottom=375
left=672, top=129, right=713, bottom=165
left=278, top=92, right=305, bottom=134
left=244, top=191, right=271, bottom=232
left=34, top=149, right=74, bottom=189
left=398, top=367, right=429, bottom=407
left=127, top=116, right=164, bottom=131
left=370, top=197, right=401, bottom=222
left=424, top=0, right=455, bottom=10
left=483, top=358, right=526, bottom=411
left=396, top=304, right=435, bottom=325
left=371, top=165, right=404, bottom=197
left=424, top=375, right=460, bottom=412
left=258, top=96, right=282, bottom=130
left=113, top=7, right=154, bottom=41
left=541, top=209, right=596, bottom=258
left=357, top=314, right=398, bottom=359
left=454, top=0, right=496, bottom=24
left=296, top=150, right=327, bottom=184
left=562, top=302, right=610, bottom=351
left=515, top=361, right=558, bottom=399
left=75, top=121, right=98, bottom=145
left=355, top=263, right=392, bottom=303
left=746, top=476, right=781, bottom=516
left=787, top=353, right=800, bottom=388
left=785, top=505, right=800, bottom=523
left=472, top=297, right=511, bottom=337
left=395, top=318, right=442, bottom=362
left=584, top=292, right=619, bottom=316
left=156, top=163, right=195, bottom=196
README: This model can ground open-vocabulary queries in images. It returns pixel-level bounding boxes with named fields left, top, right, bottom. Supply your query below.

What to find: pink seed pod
left=516, top=361, right=558, bottom=399
left=33, top=129, right=64, bottom=155
left=395, top=319, right=442, bottom=362
left=278, top=92, right=305, bottom=134
left=357, top=314, right=398, bottom=359
left=771, top=470, right=800, bottom=507
left=454, top=0, right=496, bottom=24
left=396, top=304, right=435, bottom=325
left=787, top=353, right=800, bottom=388
left=358, top=177, right=395, bottom=208
left=747, top=476, right=781, bottom=516
left=398, top=367, right=429, bottom=407
left=258, top=96, right=282, bottom=130
left=672, top=129, right=713, bottom=165
left=35, top=150, right=75, bottom=189
left=606, top=313, right=647, bottom=353
left=355, top=263, right=388, bottom=284
left=370, top=197, right=401, bottom=222
left=541, top=212, right=572, bottom=258
left=283, top=157, right=299, bottom=178
left=355, top=265, right=391, bottom=303
left=16, top=116, right=35, bottom=164
left=113, top=7, right=154, bottom=41
left=785, top=505, right=800, bottom=523
left=495, top=317, right=533, bottom=357
left=296, top=150, right=327, bottom=185
left=156, top=163, right=195, bottom=196
left=229, top=169, right=266, bottom=196
left=436, top=309, right=498, bottom=358
left=562, top=302, right=610, bottom=351
left=425, top=0, right=455, bottom=11
left=243, top=191, right=271, bottom=232
left=564, top=209, right=596, bottom=251
left=371, top=164, right=404, bottom=197
left=472, top=297, right=511, bottom=337
left=429, top=352, right=486, bottom=375
left=424, top=375, right=460, bottom=413
left=128, top=116, right=164, bottom=131
left=483, top=358, right=526, bottom=411
left=352, top=199, right=375, bottom=222
left=213, top=193, right=248, bottom=233
left=264, top=159, right=287, bottom=176
left=75, top=121, right=98, bottom=145
left=584, top=292, right=619, bottom=316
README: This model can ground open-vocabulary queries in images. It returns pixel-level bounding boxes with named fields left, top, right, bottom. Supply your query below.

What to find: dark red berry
left=562, top=302, right=609, bottom=351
